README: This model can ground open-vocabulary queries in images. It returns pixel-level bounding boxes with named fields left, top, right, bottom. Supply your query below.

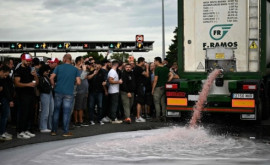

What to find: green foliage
left=110, top=52, right=130, bottom=62
left=83, top=52, right=104, bottom=62
left=166, top=27, right=178, bottom=65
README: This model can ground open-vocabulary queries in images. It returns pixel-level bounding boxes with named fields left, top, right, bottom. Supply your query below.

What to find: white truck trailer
left=166, top=0, right=270, bottom=121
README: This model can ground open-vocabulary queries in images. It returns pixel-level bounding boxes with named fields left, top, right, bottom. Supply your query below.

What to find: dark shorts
left=135, top=85, right=145, bottom=105
left=74, top=93, right=88, bottom=110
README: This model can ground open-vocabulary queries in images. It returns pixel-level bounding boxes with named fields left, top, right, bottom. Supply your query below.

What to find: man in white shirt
left=107, top=60, right=123, bottom=124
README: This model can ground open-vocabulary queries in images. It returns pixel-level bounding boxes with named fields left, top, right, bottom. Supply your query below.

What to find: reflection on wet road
left=0, top=126, right=270, bottom=165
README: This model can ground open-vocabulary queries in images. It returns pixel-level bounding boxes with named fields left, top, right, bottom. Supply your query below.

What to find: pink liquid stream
left=189, top=69, right=222, bottom=128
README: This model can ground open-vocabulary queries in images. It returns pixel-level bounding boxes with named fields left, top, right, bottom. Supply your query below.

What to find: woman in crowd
left=38, top=65, right=54, bottom=133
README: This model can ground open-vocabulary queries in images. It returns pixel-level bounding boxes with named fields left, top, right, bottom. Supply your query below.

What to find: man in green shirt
left=152, top=57, right=173, bottom=121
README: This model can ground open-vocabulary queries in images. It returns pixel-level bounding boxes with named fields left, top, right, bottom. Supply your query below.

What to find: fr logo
left=210, top=24, right=233, bottom=40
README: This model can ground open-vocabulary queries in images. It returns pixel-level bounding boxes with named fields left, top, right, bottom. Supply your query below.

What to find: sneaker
left=40, top=129, right=51, bottom=133
left=101, top=116, right=111, bottom=123
left=124, top=118, right=132, bottom=124
left=89, top=121, right=95, bottom=125
left=111, top=118, right=123, bottom=124
left=80, top=122, right=89, bottom=127
left=3, top=132, right=13, bottom=138
left=17, top=132, right=30, bottom=139
left=51, top=132, right=57, bottom=136
left=99, top=121, right=105, bottom=125
left=0, top=133, right=12, bottom=141
left=74, top=122, right=81, bottom=127
left=136, top=116, right=146, bottom=122
left=63, top=132, right=73, bottom=137
left=24, top=131, right=36, bottom=137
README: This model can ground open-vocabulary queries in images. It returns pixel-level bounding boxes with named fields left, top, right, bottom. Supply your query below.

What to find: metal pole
left=162, top=0, right=165, bottom=60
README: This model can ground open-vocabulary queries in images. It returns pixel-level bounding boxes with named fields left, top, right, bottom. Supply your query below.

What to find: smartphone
left=31, top=67, right=35, bottom=72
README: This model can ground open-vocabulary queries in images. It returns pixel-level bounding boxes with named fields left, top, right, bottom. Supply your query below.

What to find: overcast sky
left=0, top=0, right=177, bottom=61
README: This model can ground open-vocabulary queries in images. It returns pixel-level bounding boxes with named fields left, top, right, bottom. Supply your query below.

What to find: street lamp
left=162, top=0, right=165, bottom=60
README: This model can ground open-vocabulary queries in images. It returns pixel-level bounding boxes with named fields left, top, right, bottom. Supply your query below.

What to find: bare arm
left=173, top=74, right=180, bottom=79
left=170, top=69, right=180, bottom=79
left=76, top=77, right=81, bottom=85
left=108, top=77, right=122, bottom=84
left=103, top=82, right=108, bottom=95
left=50, top=73, right=56, bottom=88
left=142, top=70, right=149, bottom=78
left=32, top=71, right=39, bottom=86
left=168, top=72, right=174, bottom=82
left=14, top=77, right=35, bottom=88
left=142, top=65, right=149, bottom=78
left=87, top=70, right=98, bottom=80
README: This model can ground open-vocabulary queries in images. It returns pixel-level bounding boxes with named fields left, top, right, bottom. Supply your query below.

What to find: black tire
left=262, top=92, right=270, bottom=120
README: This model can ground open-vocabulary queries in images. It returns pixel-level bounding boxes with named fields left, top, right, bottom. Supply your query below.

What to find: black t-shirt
left=1, top=75, right=15, bottom=101
left=14, top=65, right=35, bottom=95
left=133, top=66, right=146, bottom=86
left=101, top=68, right=108, bottom=77
left=88, top=69, right=106, bottom=93
left=120, top=70, right=136, bottom=93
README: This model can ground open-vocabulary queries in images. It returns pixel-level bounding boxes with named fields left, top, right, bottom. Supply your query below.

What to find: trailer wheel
left=262, top=90, right=270, bottom=120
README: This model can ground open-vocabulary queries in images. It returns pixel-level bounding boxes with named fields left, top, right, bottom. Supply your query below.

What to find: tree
left=110, top=52, right=130, bottom=63
left=166, top=27, right=178, bottom=65
left=83, top=52, right=104, bottom=62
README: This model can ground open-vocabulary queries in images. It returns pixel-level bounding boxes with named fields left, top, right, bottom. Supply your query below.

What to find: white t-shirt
left=108, top=69, right=119, bottom=94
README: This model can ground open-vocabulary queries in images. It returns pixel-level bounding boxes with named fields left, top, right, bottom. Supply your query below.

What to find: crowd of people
left=0, top=53, right=179, bottom=140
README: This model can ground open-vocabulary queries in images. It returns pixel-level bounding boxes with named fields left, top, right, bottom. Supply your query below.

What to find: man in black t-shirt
left=0, top=65, right=12, bottom=141
left=87, top=62, right=107, bottom=125
left=133, top=57, right=149, bottom=123
left=14, top=53, right=39, bottom=139
left=100, top=59, right=111, bottom=122
left=120, top=64, right=135, bottom=123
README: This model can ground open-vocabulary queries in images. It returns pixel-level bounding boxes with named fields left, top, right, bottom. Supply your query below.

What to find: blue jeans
left=89, top=92, right=103, bottom=121
left=52, top=93, right=74, bottom=133
left=0, top=98, right=10, bottom=135
left=109, top=93, right=119, bottom=120
left=39, top=92, right=54, bottom=130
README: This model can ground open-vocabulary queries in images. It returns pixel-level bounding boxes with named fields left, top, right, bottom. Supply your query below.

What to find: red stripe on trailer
left=167, top=107, right=254, bottom=113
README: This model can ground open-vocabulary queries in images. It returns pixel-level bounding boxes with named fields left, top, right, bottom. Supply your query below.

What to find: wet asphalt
left=0, top=115, right=270, bottom=151
left=0, top=119, right=176, bottom=150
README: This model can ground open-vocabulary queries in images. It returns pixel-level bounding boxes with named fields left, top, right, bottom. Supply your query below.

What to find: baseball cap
left=21, top=54, right=32, bottom=62
left=49, top=58, right=59, bottom=64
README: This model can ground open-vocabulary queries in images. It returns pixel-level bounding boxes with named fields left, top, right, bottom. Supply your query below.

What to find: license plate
left=233, top=93, right=254, bottom=99
left=188, top=95, right=199, bottom=101
left=241, top=114, right=256, bottom=120
left=167, top=111, right=181, bottom=117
